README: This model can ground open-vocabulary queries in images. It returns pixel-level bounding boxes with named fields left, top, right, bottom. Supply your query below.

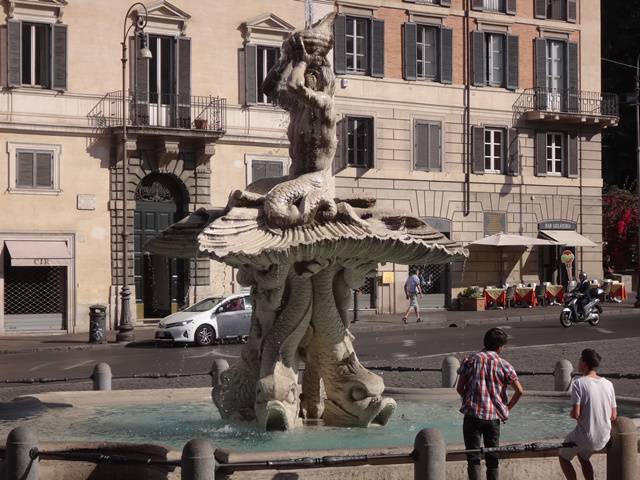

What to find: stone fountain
left=149, top=12, right=467, bottom=432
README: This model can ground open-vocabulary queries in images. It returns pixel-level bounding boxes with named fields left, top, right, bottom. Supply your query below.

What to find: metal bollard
left=210, top=359, right=229, bottom=388
left=554, top=359, right=573, bottom=392
left=181, top=438, right=216, bottom=480
left=92, top=362, right=112, bottom=391
left=6, top=426, right=38, bottom=480
left=441, top=356, right=460, bottom=388
left=413, top=428, right=446, bottom=480
left=607, top=417, right=639, bottom=480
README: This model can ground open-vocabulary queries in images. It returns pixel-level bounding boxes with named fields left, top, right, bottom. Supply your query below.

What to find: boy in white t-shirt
left=559, top=348, right=617, bottom=480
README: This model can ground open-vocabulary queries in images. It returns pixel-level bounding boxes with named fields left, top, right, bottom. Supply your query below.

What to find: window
left=21, top=22, right=50, bottom=86
left=346, top=17, right=369, bottom=74
left=546, top=0, right=566, bottom=20
left=484, top=128, right=504, bottom=173
left=486, top=34, right=505, bottom=87
left=346, top=117, right=374, bottom=168
left=416, top=26, right=439, bottom=80
left=546, top=132, right=564, bottom=175
left=149, top=35, right=175, bottom=105
left=251, top=160, right=284, bottom=182
left=15, top=150, right=53, bottom=190
left=535, top=0, right=576, bottom=22
left=414, top=121, right=442, bottom=171
left=256, top=46, right=280, bottom=103
left=483, top=0, right=506, bottom=11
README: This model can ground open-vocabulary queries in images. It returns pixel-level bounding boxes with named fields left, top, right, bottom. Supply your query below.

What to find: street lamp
left=116, top=3, right=152, bottom=342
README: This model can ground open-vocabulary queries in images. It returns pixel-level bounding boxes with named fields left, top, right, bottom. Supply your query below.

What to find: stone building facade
left=0, top=0, right=615, bottom=333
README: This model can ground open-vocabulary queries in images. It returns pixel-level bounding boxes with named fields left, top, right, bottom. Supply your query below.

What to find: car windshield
left=183, top=297, right=224, bottom=313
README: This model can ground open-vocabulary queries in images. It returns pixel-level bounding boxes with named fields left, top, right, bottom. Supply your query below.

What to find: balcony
left=88, top=91, right=226, bottom=138
left=513, top=88, right=619, bottom=127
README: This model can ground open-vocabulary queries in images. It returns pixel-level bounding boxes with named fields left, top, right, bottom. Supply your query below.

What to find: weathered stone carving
left=148, top=12, right=467, bottom=431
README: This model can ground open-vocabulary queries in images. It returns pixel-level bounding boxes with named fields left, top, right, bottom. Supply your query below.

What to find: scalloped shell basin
left=2, top=390, right=639, bottom=452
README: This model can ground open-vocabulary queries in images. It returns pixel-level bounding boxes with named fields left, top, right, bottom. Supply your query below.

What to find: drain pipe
left=463, top=0, right=471, bottom=217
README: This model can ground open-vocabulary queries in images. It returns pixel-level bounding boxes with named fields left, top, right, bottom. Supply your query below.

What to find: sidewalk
left=0, top=301, right=636, bottom=355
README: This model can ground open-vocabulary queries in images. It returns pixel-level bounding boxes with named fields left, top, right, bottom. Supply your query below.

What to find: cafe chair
left=601, top=280, right=613, bottom=302
left=535, top=285, right=547, bottom=307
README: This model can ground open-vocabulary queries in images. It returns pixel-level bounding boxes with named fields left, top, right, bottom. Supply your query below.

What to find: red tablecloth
left=484, top=289, right=506, bottom=308
left=611, top=283, right=627, bottom=300
left=545, top=285, right=564, bottom=304
left=515, top=287, right=537, bottom=307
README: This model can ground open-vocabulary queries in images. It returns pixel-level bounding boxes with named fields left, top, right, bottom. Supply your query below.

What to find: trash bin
left=89, top=304, right=107, bottom=344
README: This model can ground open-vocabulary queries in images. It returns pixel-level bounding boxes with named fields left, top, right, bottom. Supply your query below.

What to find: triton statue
left=148, top=12, right=467, bottom=431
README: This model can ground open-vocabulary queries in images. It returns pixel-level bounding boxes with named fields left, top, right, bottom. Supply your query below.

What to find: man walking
left=559, top=349, right=617, bottom=480
left=456, top=328, right=524, bottom=480
left=402, top=268, right=422, bottom=324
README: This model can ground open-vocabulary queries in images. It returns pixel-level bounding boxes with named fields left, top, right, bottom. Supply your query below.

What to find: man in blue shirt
left=402, top=269, right=422, bottom=324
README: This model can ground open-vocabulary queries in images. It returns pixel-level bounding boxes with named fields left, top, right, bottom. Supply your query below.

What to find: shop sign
left=538, top=220, right=577, bottom=231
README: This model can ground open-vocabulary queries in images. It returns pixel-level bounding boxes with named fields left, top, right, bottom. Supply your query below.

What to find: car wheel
left=195, top=325, right=216, bottom=346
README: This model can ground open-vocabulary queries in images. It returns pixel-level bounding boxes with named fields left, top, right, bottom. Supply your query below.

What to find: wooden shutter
left=535, top=38, right=548, bottom=110
left=472, top=31, right=485, bottom=87
left=429, top=123, right=442, bottom=172
left=535, top=131, right=548, bottom=176
left=37, top=24, right=51, bottom=88
left=177, top=37, right=191, bottom=127
left=371, top=19, right=385, bottom=78
left=440, top=27, right=453, bottom=84
left=506, top=0, right=517, bottom=15
left=471, top=0, right=484, bottom=11
left=267, top=161, right=284, bottom=178
left=506, top=35, right=519, bottom=91
left=403, top=23, right=417, bottom=81
left=567, top=42, right=579, bottom=112
left=333, top=118, right=348, bottom=173
left=366, top=118, right=375, bottom=169
left=551, top=0, right=563, bottom=20
left=507, top=128, right=519, bottom=176
left=567, top=0, right=577, bottom=22
left=567, top=134, right=579, bottom=178
left=334, top=14, right=347, bottom=75
left=252, top=160, right=267, bottom=181
left=52, top=24, right=68, bottom=91
left=472, top=126, right=485, bottom=174
left=134, top=33, right=149, bottom=125
left=35, top=152, right=53, bottom=188
left=245, top=44, right=257, bottom=105
left=16, top=151, right=34, bottom=187
left=534, top=0, right=547, bottom=18
left=8, top=20, right=21, bottom=87
left=414, top=122, right=429, bottom=170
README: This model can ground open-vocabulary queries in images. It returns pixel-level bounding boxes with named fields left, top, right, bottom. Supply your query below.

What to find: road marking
left=186, top=350, right=239, bottom=359
left=29, top=362, right=54, bottom=372
left=62, top=360, right=94, bottom=371
left=402, top=339, right=416, bottom=347
left=393, top=353, right=409, bottom=359
left=595, top=328, right=614, bottom=334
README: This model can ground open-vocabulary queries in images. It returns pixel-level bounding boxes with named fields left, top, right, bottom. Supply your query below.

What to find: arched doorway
left=134, top=174, right=187, bottom=319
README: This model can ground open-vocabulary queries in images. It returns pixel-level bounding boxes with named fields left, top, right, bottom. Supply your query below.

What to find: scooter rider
left=576, top=272, right=591, bottom=317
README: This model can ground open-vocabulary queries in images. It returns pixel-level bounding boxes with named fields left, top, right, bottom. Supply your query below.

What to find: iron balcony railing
left=513, top=88, right=619, bottom=118
left=88, top=91, right=226, bottom=133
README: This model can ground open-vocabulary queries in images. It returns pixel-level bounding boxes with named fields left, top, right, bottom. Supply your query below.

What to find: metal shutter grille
left=35, top=152, right=53, bottom=187
left=17, top=151, right=34, bottom=187
left=403, top=23, right=417, bottom=81
left=52, top=24, right=68, bottom=91
left=4, top=266, right=66, bottom=315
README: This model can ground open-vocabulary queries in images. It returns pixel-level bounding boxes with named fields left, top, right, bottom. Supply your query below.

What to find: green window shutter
left=371, top=19, right=385, bottom=78
left=440, top=27, right=453, bottom=84
left=429, top=123, right=442, bottom=172
left=52, top=24, right=68, bottom=91
left=567, top=134, right=579, bottom=178
left=334, top=14, right=347, bottom=75
left=16, top=151, right=34, bottom=187
left=567, top=0, right=577, bottom=22
left=35, top=152, right=53, bottom=188
left=8, top=20, right=22, bottom=87
left=534, top=0, right=547, bottom=18
left=507, top=128, right=519, bottom=176
left=177, top=37, right=191, bottom=127
left=414, top=122, right=429, bottom=170
left=506, top=35, right=519, bottom=91
left=472, top=126, right=485, bottom=174
left=245, top=44, right=257, bottom=104
left=472, top=31, right=485, bottom=87
left=403, top=23, right=417, bottom=81
left=535, top=132, right=548, bottom=176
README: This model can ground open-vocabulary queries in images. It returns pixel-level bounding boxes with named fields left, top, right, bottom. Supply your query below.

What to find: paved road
left=0, top=312, right=637, bottom=382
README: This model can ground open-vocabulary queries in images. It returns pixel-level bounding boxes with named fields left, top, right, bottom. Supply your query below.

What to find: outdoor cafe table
left=611, top=282, right=627, bottom=300
left=545, top=285, right=564, bottom=305
left=484, top=288, right=506, bottom=308
left=515, top=287, right=537, bottom=307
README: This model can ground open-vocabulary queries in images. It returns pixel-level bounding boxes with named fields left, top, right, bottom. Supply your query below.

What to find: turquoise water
left=2, top=397, right=638, bottom=452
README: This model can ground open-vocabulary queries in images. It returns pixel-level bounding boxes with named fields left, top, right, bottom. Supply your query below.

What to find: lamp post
left=116, top=3, right=152, bottom=342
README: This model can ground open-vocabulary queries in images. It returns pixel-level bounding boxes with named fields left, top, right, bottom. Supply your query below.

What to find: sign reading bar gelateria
left=538, top=220, right=577, bottom=231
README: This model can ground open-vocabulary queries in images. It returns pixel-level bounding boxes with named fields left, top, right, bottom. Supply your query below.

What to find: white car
left=154, top=293, right=252, bottom=346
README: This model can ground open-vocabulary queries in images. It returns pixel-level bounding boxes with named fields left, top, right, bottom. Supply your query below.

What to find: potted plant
left=458, top=287, right=485, bottom=312
left=194, top=118, right=208, bottom=130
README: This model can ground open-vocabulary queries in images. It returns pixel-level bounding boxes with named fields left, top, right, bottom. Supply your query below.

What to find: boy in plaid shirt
left=456, top=328, right=524, bottom=480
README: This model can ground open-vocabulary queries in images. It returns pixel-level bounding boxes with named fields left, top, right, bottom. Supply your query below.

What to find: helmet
left=578, top=272, right=588, bottom=282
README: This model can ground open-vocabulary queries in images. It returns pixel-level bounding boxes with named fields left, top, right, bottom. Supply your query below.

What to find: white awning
left=468, top=233, right=557, bottom=247
left=5, top=240, right=72, bottom=266
left=539, top=230, right=597, bottom=248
